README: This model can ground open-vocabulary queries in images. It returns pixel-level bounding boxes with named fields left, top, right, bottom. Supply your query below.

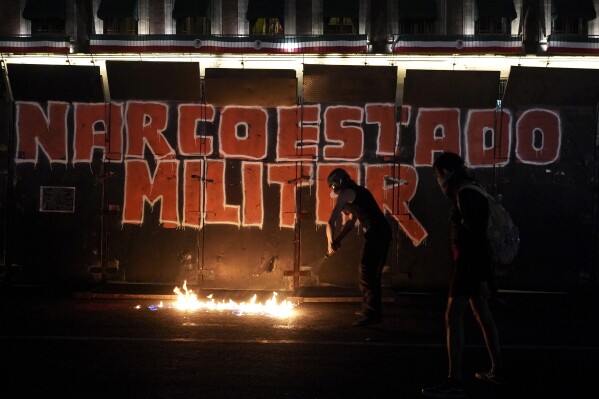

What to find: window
left=173, top=0, right=211, bottom=34
left=397, top=0, right=437, bottom=35
left=103, top=17, right=138, bottom=35
left=22, top=0, right=66, bottom=35
left=552, top=17, right=585, bottom=35
left=251, top=18, right=283, bottom=35
left=323, top=0, right=359, bottom=35
left=325, top=17, right=356, bottom=35
left=30, top=18, right=66, bottom=35
left=97, top=0, right=139, bottom=35
left=247, top=0, right=284, bottom=35
left=177, top=17, right=211, bottom=34
left=551, top=0, right=596, bottom=35
left=398, top=19, right=435, bottom=35
left=476, top=17, right=511, bottom=34
left=474, top=0, right=517, bottom=35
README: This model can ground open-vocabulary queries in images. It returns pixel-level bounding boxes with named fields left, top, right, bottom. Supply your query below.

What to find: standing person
left=326, top=168, right=392, bottom=326
left=422, top=152, right=506, bottom=398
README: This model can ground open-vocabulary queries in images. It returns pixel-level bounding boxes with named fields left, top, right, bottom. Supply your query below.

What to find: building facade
left=0, top=1, right=598, bottom=55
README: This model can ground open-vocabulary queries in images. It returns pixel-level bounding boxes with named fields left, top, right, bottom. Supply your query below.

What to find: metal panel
left=503, top=66, right=599, bottom=106
left=399, top=67, right=598, bottom=292
left=7, top=64, right=104, bottom=102
left=403, top=69, right=499, bottom=108
left=9, top=150, right=105, bottom=285
left=0, top=100, right=8, bottom=281
left=106, top=60, right=201, bottom=101
left=204, top=68, right=297, bottom=106
left=303, top=64, right=397, bottom=104
left=0, top=67, right=8, bottom=101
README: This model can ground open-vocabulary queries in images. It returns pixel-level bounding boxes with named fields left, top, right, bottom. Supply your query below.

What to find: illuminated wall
left=2, top=60, right=599, bottom=292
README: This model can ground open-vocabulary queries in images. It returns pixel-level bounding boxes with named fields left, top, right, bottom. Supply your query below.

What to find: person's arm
left=326, top=188, right=356, bottom=255
left=334, top=213, right=356, bottom=242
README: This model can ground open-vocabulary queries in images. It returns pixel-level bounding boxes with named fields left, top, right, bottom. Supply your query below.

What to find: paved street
left=1, top=285, right=598, bottom=399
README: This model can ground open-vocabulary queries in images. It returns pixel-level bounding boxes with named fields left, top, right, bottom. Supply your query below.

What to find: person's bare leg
left=445, top=297, right=469, bottom=379
left=470, top=295, right=503, bottom=372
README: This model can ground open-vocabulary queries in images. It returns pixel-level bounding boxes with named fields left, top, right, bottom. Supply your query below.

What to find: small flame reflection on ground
left=141, top=281, right=296, bottom=318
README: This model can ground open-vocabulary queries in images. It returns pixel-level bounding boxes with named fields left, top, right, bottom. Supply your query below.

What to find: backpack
left=458, top=184, right=520, bottom=265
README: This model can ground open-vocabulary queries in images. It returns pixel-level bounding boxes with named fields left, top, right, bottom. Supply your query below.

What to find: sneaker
left=421, top=379, right=465, bottom=398
left=475, top=370, right=507, bottom=385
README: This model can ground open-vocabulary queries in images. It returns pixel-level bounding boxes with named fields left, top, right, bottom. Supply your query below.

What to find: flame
left=172, top=280, right=295, bottom=318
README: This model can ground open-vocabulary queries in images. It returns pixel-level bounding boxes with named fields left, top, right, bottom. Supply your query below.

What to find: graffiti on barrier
left=14, top=101, right=562, bottom=247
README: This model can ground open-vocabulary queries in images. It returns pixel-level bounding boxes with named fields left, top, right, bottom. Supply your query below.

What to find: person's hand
left=451, top=244, right=459, bottom=261
left=328, top=239, right=340, bottom=255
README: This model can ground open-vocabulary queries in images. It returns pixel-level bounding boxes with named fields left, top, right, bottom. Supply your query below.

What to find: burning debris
left=140, top=281, right=296, bottom=318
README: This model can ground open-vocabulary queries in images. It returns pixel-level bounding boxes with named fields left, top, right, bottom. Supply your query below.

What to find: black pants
left=359, top=229, right=391, bottom=317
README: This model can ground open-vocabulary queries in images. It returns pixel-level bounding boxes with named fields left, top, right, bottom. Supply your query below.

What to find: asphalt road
left=1, top=287, right=598, bottom=399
